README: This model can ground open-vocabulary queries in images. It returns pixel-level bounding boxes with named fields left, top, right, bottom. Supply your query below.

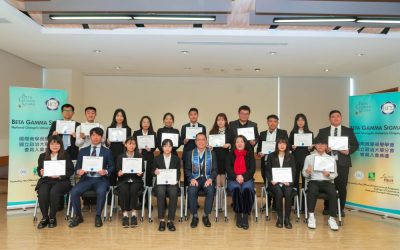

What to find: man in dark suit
left=316, top=110, right=359, bottom=216
left=185, top=133, right=217, bottom=228
left=180, top=108, right=207, bottom=186
left=69, top=127, right=114, bottom=228
left=257, top=114, right=289, bottom=184
left=48, top=103, right=80, bottom=160
left=229, top=105, right=259, bottom=151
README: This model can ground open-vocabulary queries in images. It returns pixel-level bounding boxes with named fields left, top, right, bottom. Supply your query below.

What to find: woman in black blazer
left=289, top=113, right=313, bottom=202
left=35, top=135, right=74, bottom=229
left=209, top=113, right=234, bottom=188
left=152, top=139, right=181, bottom=232
left=106, top=108, right=132, bottom=186
left=265, top=137, right=296, bottom=229
left=225, top=135, right=255, bottom=230
left=132, top=116, right=156, bottom=187
left=156, top=112, right=180, bottom=156
left=116, top=137, right=144, bottom=228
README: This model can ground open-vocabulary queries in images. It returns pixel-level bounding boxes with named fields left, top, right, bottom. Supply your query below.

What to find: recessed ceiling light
left=234, top=68, right=242, bottom=71
left=133, top=16, right=215, bottom=21
left=356, top=18, right=400, bottom=24
left=50, top=15, right=132, bottom=20
left=203, top=67, right=210, bottom=71
left=254, top=68, right=261, bottom=72
left=93, top=50, right=102, bottom=54
left=324, top=69, right=329, bottom=72
left=274, top=17, right=356, bottom=23
left=357, top=53, right=365, bottom=57
left=114, top=66, right=121, bottom=70
left=181, top=51, right=189, bottom=55
left=184, top=67, right=192, bottom=70
left=269, top=51, right=277, bottom=55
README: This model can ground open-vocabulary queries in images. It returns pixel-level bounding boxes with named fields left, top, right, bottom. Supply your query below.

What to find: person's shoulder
left=249, top=120, right=258, bottom=126
left=38, top=152, right=46, bottom=159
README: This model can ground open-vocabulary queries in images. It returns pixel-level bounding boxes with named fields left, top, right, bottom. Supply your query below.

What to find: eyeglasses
left=62, top=110, right=74, bottom=113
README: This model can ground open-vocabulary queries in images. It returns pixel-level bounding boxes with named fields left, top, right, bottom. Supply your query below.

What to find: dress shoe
left=242, top=213, right=249, bottom=230
left=130, top=216, right=138, bottom=228
left=158, top=221, right=166, bottom=231
left=48, top=218, right=57, bottom=228
left=37, top=217, right=49, bottom=229
left=167, top=221, right=176, bottom=231
left=276, top=217, right=283, bottom=228
left=190, top=217, right=199, bottom=228
left=95, top=215, right=103, bottom=227
left=236, top=213, right=243, bottom=228
left=122, top=216, right=129, bottom=228
left=202, top=216, right=211, bottom=227
left=284, top=218, right=292, bottom=229
left=69, top=215, right=83, bottom=228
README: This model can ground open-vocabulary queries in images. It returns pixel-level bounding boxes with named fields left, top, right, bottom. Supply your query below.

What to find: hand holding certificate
left=108, top=128, right=127, bottom=142
left=122, top=158, right=142, bottom=174
left=157, top=169, right=177, bottom=185
left=328, top=136, right=348, bottom=150
left=314, top=155, right=335, bottom=172
left=294, top=133, right=313, bottom=147
left=262, top=141, right=276, bottom=154
left=56, top=120, right=76, bottom=135
left=161, top=133, right=179, bottom=147
left=272, top=167, right=293, bottom=183
left=137, top=135, right=155, bottom=149
left=237, top=127, right=255, bottom=141
left=81, top=123, right=100, bottom=136
left=209, top=134, right=225, bottom=147
left=82, top=156, right=103, bottom=172
left=43, top=160, right=66, bottom=177
left=185, top=127, right=203, bottom=140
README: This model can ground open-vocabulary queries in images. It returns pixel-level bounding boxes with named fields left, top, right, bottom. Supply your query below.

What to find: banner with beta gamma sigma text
left=8, top=87, right=67, bottom=209
left=348, top=92, right=400, bottom=218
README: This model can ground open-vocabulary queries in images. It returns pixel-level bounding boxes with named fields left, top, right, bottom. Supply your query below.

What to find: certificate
left=137, top=135, right=155, bottom=149
left=122, top=158, right=143, bottom=174
left=328, top=136, right=348, bottom=150
left=261, top=141, right=276, bottom=154
left=209, top=134, right=225, bottom=147
left=157, top=169, right=177, bottom=185
left=185, top=127, right=203, bottom=140
left=314, top=155, right=335, bottom=172
left=43, top=160, right=66, bottom=176
left=294, top=133, right=313, bottom=147
left=237, top=127, right=255, bottom=141
left=272, top=167, right=293, bottom=183
left=56, top=120, right=76, bottom=135
left=80, top=123, right=100, bottom=136
left=161, top=133, right=179, bottom=147
left=82, top=156, right=103, bottom=172
left=108, top=128, right=127, bottom=142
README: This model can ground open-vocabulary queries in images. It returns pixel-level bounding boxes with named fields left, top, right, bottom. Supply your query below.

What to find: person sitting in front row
left=302, top=136, right=339, bottom=231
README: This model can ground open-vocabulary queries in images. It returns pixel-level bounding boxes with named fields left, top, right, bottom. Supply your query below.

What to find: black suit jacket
left=225, top=151, right=256, bottom=182
left=116, top=152, right=144, bottom=184
left=316, top=126, right=359, bottom=168
left=229, top=120, right=259, bottom=143
left=75, top=145, right=115, bottom=181
left=289, top=130, right=314, bottom=167
left=106, top=126, right=132, bottom=161
left=152, top=154, right=181, bottom=183
left=265, top=152, right=296, bottom=184
left=48, top=120, right=80, bottom=160
left=180, top=123, right=207, bottom=162
left=184, top=149, right=218, bottom=181
left=156, top=127, right=181, bottom=156
left=132, top=129, right=156, bottom=164
left=257, top=129, right=289, bottom=179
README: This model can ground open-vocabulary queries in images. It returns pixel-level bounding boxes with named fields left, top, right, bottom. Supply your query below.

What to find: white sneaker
left=307, top=215, right=316, bottom=229
left=328, top=217, right=339, bottom=231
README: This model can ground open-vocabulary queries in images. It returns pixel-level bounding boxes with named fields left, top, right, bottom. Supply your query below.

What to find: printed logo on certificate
left=161, top=133, right=179, bottom=147
left=328, top=136, right=348, bottom=150
left=314, top=155, right=335, bottom=172
left=272, top=167, right=293, bottom=183
left=108, top=128, right=127, bottom=142
left=82, top=156, right=103, bottom=172
left=157, top=169, right=177, bottom=185
left=186, top=127, right=203, bottom=140
left=81, top=123, right=100, bottom=136
left=294, top=133, right=313, bottom=147
left=122, top=158, right=142, bottom=174
left=137, top=135, right=155, bottom=149
left=262, top=141, right=276, bottom=154
left=56, top=120, right=76, bottom=135
left=237, top=127, right=255, bottom=141
left=209, top=134, right=225, bottom=147
left=43, top=160, right=66, bottom=176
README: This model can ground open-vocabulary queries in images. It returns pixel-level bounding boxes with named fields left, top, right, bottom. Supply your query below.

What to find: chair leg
left=33, top=197, right=38, bottom=222
left=109, top=188, right=114, bottom=221
left=223, top=188, right=228, bottom=222
left=148, top=187, right=153, bottom=223
left=179, top=186, right=184, bottom=222
left=260, top=187, right=265, bottom=212
left=184, top=187, right=189, bottom=220
left=103, top=189, right=109, bottom=221
left=295, top=195, right=300, bottom=222
left=265, top=191, right=270, bottom=221
left=215, top=187, right=219, bottom=222
left=141, top=187, right=148, bottom=222
left=254, top=189, right=258, bottom=222
left=65, top=193, right=71, bottom=220
left=303, top=189, right=308, bottom=223
left=337, top=196, right=343, bottom=226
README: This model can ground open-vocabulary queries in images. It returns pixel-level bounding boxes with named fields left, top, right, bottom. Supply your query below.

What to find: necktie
left=62, top=134, right=70, bottom=149
left=192, top=124, right=195, bottom=127
left=91, top=146, right=97, bottom=156
left=334, top=127, right=338, bottom=136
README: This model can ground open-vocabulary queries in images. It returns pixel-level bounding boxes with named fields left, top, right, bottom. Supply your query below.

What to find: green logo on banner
left=368, top=172, right=375, bottom=181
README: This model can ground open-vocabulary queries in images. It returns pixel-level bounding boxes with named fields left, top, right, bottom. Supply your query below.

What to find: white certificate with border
left=272, top=167, right=293, bottom=183
left=122, top=158, right=142, bottom=174
left=294, top=133, right=313, bottom=147
left=328, top=136, right=348, bottom=150
left=82, top=156, right=103, bottom=172
left=56, top=120, right=76, bottom=135
left=80, top=123, right=100, bottom=136
left=209, top=134, right=225, bottom=147
left=137, top=135, right=155, bottom=149
left=43, top=160, right=66, bottom=176
left=185, top=127, right=203, bottom=140
left=161, top=133, right=179, bottom=147
left=237, top=127, right=255, bottom=141
left=157, top=169, right=177, bottom=185
left=108, top=128, right=127, bottom=142
left=262, top=141, right=276, bottom=154
left=314, top=155, right=335, bottom=172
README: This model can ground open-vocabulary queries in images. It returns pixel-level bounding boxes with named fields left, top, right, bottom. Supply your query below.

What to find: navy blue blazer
left=75, top=145, right=115, bottom=180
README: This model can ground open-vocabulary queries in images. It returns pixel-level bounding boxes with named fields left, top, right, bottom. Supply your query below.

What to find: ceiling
left=0, top=0, right=400, bottom=78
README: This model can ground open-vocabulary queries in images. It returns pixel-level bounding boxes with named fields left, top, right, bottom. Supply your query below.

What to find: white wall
left=0, top=50, right=42, bottom=157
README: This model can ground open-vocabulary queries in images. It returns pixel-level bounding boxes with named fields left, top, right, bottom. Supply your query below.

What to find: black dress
left=132, top=129, right=156, bottom=187
left=210, top=128, right=234, bottom=175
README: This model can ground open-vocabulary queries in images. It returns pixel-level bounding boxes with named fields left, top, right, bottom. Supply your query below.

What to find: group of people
left=34, top=104, right=359, bottom=232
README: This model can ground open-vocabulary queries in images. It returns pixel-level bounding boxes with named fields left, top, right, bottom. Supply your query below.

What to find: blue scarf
left=191, top=148, right=212, bottom=179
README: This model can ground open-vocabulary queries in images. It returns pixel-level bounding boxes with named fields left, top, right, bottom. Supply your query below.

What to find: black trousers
left=324, top=165, right=349, bottom=211
left=118, top=181, right=143, bottom=211
left=156, top=185, right=178, bottom=221
left=37, top=180, right=71, bottom=218
left=309, top=180, right=337, bottom=217
left=271, top=184, right=292, bottom=219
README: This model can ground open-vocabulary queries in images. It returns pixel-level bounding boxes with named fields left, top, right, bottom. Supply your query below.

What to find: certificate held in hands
left=157, top=169, right=177, bottom=185
left=81, top=123, right=100, bottom=136
left=186, top=127, right=203, bottom=140
left=314, top=155, right=335, bottom=172
left=262, top=141, right=276, bottom=154
left=328, top=136, right=348, bottom=150
left=108, top=128, right=127, bottom=142
left=137, top=135, right=155, bottom=149
left=56, top=120, right=76, bottom=135
left=294, top=133, right=313, bottom=147
left=82, top=156, right=103, bottom=172
left=209, top=134, right=225, bottom=147
left=122, top=158, right=142, bottom=174
left=43, top=160, right=66, bottom=176
left=237, top=127, right=255, bottom=141
left=272, top=167, right=293, bottom=183
left=161, top=133, right=179, bottom=147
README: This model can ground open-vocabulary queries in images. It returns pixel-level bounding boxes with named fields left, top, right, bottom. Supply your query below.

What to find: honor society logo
left=45, top=98, right=60, bottom=111
left=381, top=101, right=396, bottom=115
left=18, top=94, right=35, bottom=108
left=354, top=101, right=371, bottom=116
